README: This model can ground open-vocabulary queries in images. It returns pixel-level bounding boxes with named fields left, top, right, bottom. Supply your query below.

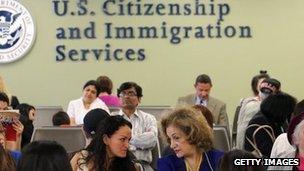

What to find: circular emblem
left=0, top=0, right=35, bottom=63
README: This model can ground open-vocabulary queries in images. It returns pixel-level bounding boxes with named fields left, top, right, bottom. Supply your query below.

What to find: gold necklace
left=185, top=153, right=203, bottom=171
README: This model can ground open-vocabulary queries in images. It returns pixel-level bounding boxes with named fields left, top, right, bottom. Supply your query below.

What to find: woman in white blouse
left=67, top=80, right=109, bottom=125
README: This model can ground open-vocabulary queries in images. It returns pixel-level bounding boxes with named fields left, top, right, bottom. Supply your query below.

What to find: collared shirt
left=67, top=97, right=109, bottom=125
left=111, top=109, right=158, bottom=163
left=195, top=96, right=207, bottom=106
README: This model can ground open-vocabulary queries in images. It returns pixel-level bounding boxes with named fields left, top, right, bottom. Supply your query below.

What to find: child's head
left=52, top=111, right=70, bottom=126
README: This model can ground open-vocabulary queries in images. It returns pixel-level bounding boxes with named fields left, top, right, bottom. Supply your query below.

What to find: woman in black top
left=16, top=103, right=35, bottom=148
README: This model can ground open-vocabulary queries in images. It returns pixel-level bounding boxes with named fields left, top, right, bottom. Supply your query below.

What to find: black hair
left=117, top=82, right=143, bottom=98
left=16, top=103, right=35, bottom=123
left=84, top=115, right=135, bottom=171
left=293, top=99, right=304, bottom=116
left=195, top=74, right=212, bottom=85
left=251, top=71, right=270, bottom=96
left=83, top=108, right=110, bottom=138
left=96, top=76, right=113, bottom=94
left=0, top=92, right=9, bottom=104
left=17, top=141, right=72, bottom=171
left=52, top=111, right=70, bottom=126
left=16, top=103, right=36, bottom=148
left=83, top=80, right=101, bottom=97
left=218, top=149, right=264, bottom=171
left=261, top=93, right=297, bottom=124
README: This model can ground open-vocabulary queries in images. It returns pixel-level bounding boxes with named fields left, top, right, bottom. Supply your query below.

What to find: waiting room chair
left=150, top=137, right=161, bottom=170
left=232, top=105, right=241, bottom=148
left=213, top=125, right=230, bottom=151
left=31, top=126, right=85, bottom=153
left=109, top=106, right=172, bottom=121
left=34, top=106, right=64, bottom=128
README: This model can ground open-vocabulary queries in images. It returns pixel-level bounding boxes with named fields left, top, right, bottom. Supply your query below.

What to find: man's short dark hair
left=117, top=82, right=143, bottom=98
left=195, top=74, right=212, bottom=85
left=52, top=111, right=70, bottom=126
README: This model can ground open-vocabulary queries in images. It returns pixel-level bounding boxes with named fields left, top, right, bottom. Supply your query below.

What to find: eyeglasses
left=119, top=91, right=137, bottom=97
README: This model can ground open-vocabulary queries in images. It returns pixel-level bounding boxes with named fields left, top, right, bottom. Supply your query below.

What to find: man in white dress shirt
left=111, top=82, right=157, bottom=171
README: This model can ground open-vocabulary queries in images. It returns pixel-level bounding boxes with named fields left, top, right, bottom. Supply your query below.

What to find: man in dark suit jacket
left=177, top=74, right=229, bottom=126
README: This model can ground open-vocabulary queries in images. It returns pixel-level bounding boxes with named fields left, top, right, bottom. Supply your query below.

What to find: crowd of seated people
left=2, top=72, right=304, bottom=171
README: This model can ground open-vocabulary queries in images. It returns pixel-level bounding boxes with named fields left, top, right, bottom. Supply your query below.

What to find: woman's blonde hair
left=161, top=106, right=213, bottom=152
left=0, top=76, right=11, bottom=103
left=0, top=76, right=9, bottom=94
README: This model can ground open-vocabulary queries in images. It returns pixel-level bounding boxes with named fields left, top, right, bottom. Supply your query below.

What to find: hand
left=12, top=118, right=24, bottom=135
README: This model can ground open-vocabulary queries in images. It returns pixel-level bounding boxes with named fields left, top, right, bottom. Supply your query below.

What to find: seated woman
left=67, top=80, right=109, bottom=125
left=70, top=115, right=140, bottom=171
left=162, top=105, right=214, bottom=157
left=244, top=93, right=296, bottom=157
left=17, top=140, right=72, bottom=171
left=158, top=107, right=223, bottom=171
left=96, top=75, right=121, bottom=107
left=16, top=103, right=35, bottom=148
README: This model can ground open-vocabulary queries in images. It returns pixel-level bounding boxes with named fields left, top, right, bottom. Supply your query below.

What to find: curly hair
left=161, top=107, right=213, bottom=152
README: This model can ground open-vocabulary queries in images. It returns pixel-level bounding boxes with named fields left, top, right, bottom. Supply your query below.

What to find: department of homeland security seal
left=0, top=0, right=35, bottom=63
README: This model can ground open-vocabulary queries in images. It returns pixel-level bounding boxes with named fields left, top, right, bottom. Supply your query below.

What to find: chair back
left=31, top=126, right=85, bottom=153
left=232, top=105, right=241, bottom=147
left=150, top=137, right=161, bottom=170
left=34, top=106, right=63, bottom=128
left=213, top=125, right=230, bottom=151
left=109, top=106, right=172, bottom=121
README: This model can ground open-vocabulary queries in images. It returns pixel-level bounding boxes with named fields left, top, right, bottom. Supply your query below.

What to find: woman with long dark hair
left=70, top=115, right=139, bottom=171
left=16, top=103, right=35, bottom=148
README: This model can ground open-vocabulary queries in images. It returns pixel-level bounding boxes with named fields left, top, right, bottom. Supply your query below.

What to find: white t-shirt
left=67, top=97, right=109, bottom=125
left=270, top=133, right=295, bottom=158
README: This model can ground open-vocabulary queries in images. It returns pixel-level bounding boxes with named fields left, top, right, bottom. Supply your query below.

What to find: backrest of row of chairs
left=33, top=106, right=172, bottom=128
left=110, top=106, right=173, bottom=121
left=213, top=125, right=231, bottom=152
left=31, top=126, right=85, bottom=153
left=33, top=106, right=63, bottom=128
left=30, top=125, right=229, bottom=168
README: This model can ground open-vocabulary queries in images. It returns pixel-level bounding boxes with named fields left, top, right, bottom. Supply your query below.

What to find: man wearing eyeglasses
left=111, top=82, right=157, bottom=171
